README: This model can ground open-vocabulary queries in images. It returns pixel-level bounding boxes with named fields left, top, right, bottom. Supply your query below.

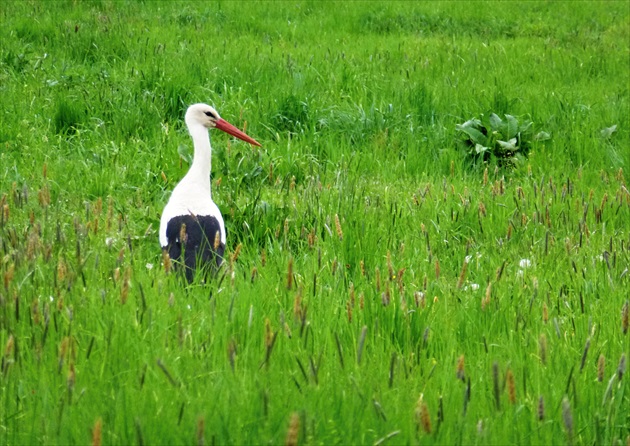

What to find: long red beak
left=215, top=118, right=261, bottom=147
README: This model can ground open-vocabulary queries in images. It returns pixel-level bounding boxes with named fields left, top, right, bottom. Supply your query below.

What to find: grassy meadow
left=1, top=1, right=629, bottom=444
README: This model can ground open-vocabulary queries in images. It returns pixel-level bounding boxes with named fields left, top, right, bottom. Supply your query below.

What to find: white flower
left=105, top=237, right=114, bottom=247
left=519, top=259, right=532, bottom=269
left=146, top=263, right=154, bottom=270
left=464, top=283, right=480, bottom=291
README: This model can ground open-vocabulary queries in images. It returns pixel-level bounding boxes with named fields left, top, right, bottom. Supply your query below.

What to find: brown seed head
left=334, top=214, right=343, bottom=241
left=179, top=223, right=187, bottom=245
left=285, top=412, right=300, bottom=446
left=622, top=300, right=629, bottom=335
left=214, top=230, right=221, bottom=251
left=230, top=243, right=242, bottom=265
left=506, top=368, right=516, bottom=404
left=482, top=282, right=492, bottom=310
left=346, top=300, right=353, bottom=323
left=456, top=256, right=469, bottom=289
left=415, top=394, right=432, bottom=434
left=57, top=257, right=67, bottom=283
left=92, top=418, right=102, bottom=446
left=264, top=318, right=273, bottom=349
left=456, top=354, right=465, bottom=381
left=162, top=250, right=172, bottom=274
left=4, top=263, right=15, bottom=290
left=597, top=354, right=605, bottom=382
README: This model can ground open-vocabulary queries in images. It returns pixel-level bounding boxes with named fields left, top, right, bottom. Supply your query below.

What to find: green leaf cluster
left=456, top=113, right=549, bottom=167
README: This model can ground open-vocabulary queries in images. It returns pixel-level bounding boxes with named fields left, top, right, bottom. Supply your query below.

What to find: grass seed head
left=349, top=282, right=355, bottom=307
left=456, top=256, right=469, bottom=289
left=597, top=354, right=605, bottom=382
left=285, top=412, right=300, bottom=446
left=179, top=223, right=187, bottom=246
left=264, top=318, right=273, bottom=349
left=214, top=230, right=221, bottom=251
left=92, top=418, right=102, bottom=446
left=415, top=394, right=432, bottom=434
left=4, top=263, right=15, bottom=290
left=57, top=257, right=67, bottom=283
left=162, top=250, right=172, bottom=274
left=38, top=184, right=50, bottom=208
left=32, top=299, right=41, bottom=325
left=478, top=201, right=487, bottom=217
left=456, top=354, right=465, bottom=381
left=230, top=243, right=242, bottom=265
left=506, top=368, right=516, bottom=404
left=334, top=214, right=343, bottom=240
left=482, top=282, right=492, bottom=310
left=543, top=302, right=549, bottom=324
left=622, top=300, right=629, bottom=335
left=435, top=259, right=440, bottom=280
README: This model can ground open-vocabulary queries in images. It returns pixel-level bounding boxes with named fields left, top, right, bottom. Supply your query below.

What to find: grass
left=1, top=1, right=629, bottom=444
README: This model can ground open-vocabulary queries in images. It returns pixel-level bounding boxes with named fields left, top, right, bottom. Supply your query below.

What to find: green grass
left=1, top=1, right=629, bottom=444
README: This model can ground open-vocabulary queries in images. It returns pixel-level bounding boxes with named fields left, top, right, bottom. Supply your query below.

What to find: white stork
left=159, top=103, right=261, bottom=281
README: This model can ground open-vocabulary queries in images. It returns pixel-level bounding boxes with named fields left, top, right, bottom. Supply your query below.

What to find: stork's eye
left=204, top=111, right=216, bottom=118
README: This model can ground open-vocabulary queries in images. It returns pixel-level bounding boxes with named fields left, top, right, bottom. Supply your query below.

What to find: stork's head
left=185, top=103, right=261, bottom=147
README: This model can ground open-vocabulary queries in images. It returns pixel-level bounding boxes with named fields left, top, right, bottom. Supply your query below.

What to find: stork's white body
left=159, top=103, right=260, bottom=282
left=159, top=122, right=225, bottom=248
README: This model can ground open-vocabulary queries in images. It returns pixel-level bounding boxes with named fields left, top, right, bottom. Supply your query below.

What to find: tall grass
left=1, top=1, right=628, bottom=444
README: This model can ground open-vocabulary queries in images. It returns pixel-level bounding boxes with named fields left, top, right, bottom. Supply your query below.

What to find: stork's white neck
left=182, top=123, right=212, bottom=194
